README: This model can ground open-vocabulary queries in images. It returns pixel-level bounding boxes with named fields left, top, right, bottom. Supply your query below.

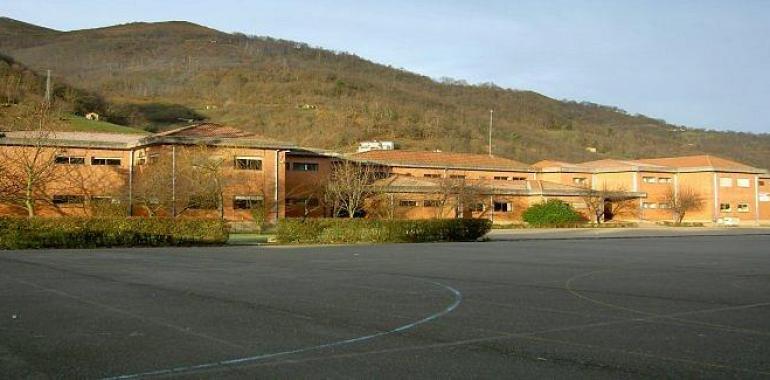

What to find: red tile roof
left=578, top=158, right=660, bottom=169
left=352, top=150, right=529, bottom=171
left=154, top=123, right=257, bottom=138
left=637, top=155, right=760, bottom=171
left=530, top=160, right=578, bottom=168
left=373, top=175, right=619, bottom=196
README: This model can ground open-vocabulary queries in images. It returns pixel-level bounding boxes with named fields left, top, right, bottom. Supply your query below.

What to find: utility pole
left=171, top=145, right=177, bottom=217
left=44, top=70, right=52, bottom=105
left=488, top=109, right=494, bottom=156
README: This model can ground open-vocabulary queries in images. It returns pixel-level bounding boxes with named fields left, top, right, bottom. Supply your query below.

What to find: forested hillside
left=1, top=17, right=769, bottom=168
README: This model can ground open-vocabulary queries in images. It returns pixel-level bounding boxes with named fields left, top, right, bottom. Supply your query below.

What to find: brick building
left=1, top=124, right=768, bottom=225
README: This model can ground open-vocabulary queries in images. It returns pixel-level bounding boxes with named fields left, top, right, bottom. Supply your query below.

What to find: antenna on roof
left=488, top=109, right=494, bottom=157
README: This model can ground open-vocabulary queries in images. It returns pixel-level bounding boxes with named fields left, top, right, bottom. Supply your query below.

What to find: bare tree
left=433, top=176, right=483, bottom=218
left=580, top=184, right=637, bottom=224
left=0, top=103, right=66, bottom=217
left=324, top=160, right=381, bottom=218
left=663, top=185, right=704, bottom=224
left=285, top=177, right=327, bottom=220
left=132, top=145, right=229, bottom=219
left=179, top=145, right=228, bottom=220
left=132, top=154, right=174, bottom=217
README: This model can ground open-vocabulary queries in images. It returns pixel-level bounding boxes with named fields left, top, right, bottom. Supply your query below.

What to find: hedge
left=522, top=199, right=585, bottom=227
left=276, top=218, right=492, bottom=244
left=0, top=217, right=228, bottom=249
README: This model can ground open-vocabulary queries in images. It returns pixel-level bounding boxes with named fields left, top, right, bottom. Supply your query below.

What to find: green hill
left=1, top=17, right=769, bottom=168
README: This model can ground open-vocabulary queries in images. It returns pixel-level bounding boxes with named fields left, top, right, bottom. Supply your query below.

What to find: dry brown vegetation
left=2, top=17, right=769, bottom=169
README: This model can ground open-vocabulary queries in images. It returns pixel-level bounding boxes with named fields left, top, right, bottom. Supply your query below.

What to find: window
left=423, top=173, right=441, bottom=178
left=642, top=176, right=657, bottom=184
left=292, top=162, right=319, bottom=172
left=233, top=196, right=263, bottom=210
left=136, top=157, right=146, bottom=165
left=91, top=196, right=119, bottom=204
left=493, top=201, right=512, bottom=212
left=719, top=178, right=733, bottom=187
left=736, top=179, right=751, bottom=188
left=399, top=200, right=418, bottom=207
left=573, top=177, right=587, bottom=185
left=91, top=157, right=121, bottom=166
left=658, top=177, right=672, bottom=184
left=658, top=203, right=671, bottom=209
left=52, top=195, right=85, bottom=205
left=469, top=203, right=485, bottom=212
left=148, top=153, right=160, bottom=164
left=720, top=203, right=732, bottom=212
left=55, top=156, right=85, bottom=165
left=449, top=175, right=466, bottom=179
left=234, top=157, right=262, bottom=170
left=493, top=176, right=508, bottom=180
left=423, top=200, right=441, bottom=207
left=737, top=203, right=750, bottom=212
left=642, top=202, right=657, bottom=209
left=759, top=180, right=765, bottom=186
left=188, top=194, right=218, bottom=209
left=511, top=176, right=527, bottom=181
left=286, top=198, right=320, bottom=207
left=373, top=171, right=390, bottom=179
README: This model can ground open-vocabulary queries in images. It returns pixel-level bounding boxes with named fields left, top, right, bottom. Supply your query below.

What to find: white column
left=713, top=173, right=719, bottom=222
left=756, top=176, right=761, bottom=224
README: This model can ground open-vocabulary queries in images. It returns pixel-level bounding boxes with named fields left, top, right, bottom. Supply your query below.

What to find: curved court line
left=565, top=269, right=770, bottom=337
left=103, top=280, right=462, bottom=379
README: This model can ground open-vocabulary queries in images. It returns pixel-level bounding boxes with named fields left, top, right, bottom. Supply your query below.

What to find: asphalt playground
left=1, top=233, right=769, bottom=378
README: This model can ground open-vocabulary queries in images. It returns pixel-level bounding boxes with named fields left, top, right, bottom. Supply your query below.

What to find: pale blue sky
left=3, top=0, right=769, bottom=133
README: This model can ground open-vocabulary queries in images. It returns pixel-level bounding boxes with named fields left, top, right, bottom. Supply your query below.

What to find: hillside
left=1, top=17, right=769, bottom=168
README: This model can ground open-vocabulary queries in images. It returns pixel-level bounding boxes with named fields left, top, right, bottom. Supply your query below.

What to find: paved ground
left=1, top=235, right=769, bottom=379
left=487, top=227, right=770, bottom=240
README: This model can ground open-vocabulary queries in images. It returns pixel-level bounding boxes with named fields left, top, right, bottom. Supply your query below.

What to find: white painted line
left=102, top=280, right=462, bottom=379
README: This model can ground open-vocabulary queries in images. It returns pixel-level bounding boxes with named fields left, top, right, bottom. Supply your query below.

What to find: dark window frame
left=234, top=157, right=263, bottom=171
left=55, top=156, right=86, bottom=165
left=52, top=194, right=86, bottom=205
left=188, top=194, right=219, bottom=210
left=291, top=162, right=319, bottom=172
left=91, top=157, right=122, bottom=166
left=233, top=196, right=264, bottom=210
left=493, top=201, right=511, bottom=212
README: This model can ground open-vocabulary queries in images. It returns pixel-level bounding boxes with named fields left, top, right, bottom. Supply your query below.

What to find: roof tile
left=352, top=150, right=529, bottom=171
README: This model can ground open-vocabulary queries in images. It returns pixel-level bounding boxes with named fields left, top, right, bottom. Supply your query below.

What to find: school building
left=1, top=123, right=768, bottom=225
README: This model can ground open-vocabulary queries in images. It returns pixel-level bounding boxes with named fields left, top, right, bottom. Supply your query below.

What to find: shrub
left=0, top=217, right=228, bottom=249
left=276, top=218, right=492, bottom=244
left=522, top=199, right=585, bottom=227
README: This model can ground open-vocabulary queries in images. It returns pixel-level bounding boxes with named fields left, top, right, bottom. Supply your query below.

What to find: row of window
left=395, top=200, right=514, bottom=212
left=720, top=203, right=750, bottom=212
left=52, top=195, right=119, bottom=205
left=642, top=176, right=673, bottom=184
left=642, top=202, right=672, bottom=209
left=286, top=162, right=319, bottom=172
left=55, top=156, right=122, bottom=166
left=720, top=178, right=752, bottom=188
left=421, top=174, right=527, bottom=180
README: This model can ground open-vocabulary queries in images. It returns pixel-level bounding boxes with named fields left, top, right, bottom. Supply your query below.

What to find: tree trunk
left=25, top=179, right=34, bottom=218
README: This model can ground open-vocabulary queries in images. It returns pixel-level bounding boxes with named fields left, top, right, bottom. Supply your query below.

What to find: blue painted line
left=102, top=280, right=462, bottom=379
